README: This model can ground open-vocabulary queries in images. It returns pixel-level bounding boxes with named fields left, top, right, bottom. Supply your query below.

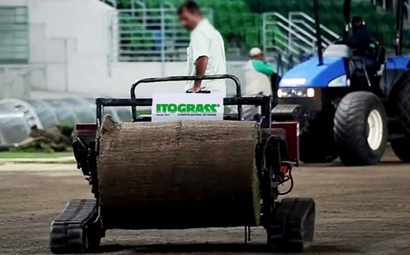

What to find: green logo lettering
left=156, top=103, right=219, bottom=114
left=168, top=104, right=177, bottom=113
left=156, top=104, right=168, bottom=113
left=177, top=104, right=187, bottom=113
left=187, top=104, right=195, bottom=112
left=195, top=104, right=204, bottom=112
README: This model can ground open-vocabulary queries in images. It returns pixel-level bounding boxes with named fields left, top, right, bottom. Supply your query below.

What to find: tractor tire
left=391, top=77, right=410, bottom=162
left=334, top=92, right=387, bottom=166
left=391, top=138, right=410, bottom=162
left=300, top=131, right=337, bottom=163
left=300, top=113, right=337, bottom=164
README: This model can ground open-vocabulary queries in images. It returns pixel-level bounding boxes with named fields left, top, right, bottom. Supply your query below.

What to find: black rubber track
left=268, top=198, right=315, bottom=253
left=391, top=75, right=410, bottom=162
left=334, top=92, right=387, bottom=166
left=50, top=199, right=101, bottom=254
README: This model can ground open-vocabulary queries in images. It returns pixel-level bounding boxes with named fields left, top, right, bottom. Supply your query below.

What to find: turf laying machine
left=274, top=0, right=410, bottom=165
left=49, top=75, right=315, bottom=253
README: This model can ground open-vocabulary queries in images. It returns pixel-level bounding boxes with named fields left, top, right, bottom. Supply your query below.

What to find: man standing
left=177, top=0, right=227, bottom=96
left=244, top=47, right=274, bottom=120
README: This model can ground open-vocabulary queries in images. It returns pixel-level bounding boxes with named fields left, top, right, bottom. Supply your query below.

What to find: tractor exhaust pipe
left=396, top=0, right=404, bottom=56
left=343, top=0, right=351, bottom=37
left=313, top=0, right=323, bottom=66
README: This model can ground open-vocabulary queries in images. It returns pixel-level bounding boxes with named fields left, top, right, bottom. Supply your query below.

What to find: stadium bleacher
left=246, top=0, right=398, bottom=48
left=108, top=0, right=400, bottom=63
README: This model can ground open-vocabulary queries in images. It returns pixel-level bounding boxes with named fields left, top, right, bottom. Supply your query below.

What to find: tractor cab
left=328, top=38, right=385, bottom=68
left=323, top=38, right=386, bottom=89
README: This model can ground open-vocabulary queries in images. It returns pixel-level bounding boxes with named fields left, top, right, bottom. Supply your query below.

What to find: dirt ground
left=1, top=148, right=410, bottom=255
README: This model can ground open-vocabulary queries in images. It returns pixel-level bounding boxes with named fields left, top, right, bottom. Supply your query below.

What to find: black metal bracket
left=258, top=135, right=282, bottom=228
left=96, top=96, right=273, bottom=128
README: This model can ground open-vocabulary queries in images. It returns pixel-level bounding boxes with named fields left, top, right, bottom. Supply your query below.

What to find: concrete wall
left=0, top=0, right=247, bottom=99
left=0, top=66, right=31, bottom=99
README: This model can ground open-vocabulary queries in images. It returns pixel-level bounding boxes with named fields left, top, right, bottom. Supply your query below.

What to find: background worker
left=177, top=0, right=227, bottom=96
left=243, top=47, right=275, bottom=120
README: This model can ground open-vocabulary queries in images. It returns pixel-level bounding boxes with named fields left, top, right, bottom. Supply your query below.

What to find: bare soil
left=1, top=148, right=410, bottom=255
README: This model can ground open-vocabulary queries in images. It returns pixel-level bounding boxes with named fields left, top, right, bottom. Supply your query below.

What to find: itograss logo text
left=156, top=103, right=219, bottom=116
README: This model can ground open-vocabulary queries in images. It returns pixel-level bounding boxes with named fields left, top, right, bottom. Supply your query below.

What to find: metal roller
left=97, top=116, right=261, bottom=230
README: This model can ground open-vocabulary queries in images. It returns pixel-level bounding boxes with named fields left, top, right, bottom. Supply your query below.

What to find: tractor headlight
left=277, top=88, right=283, bottom=98
left=307, top=88, right=315, bottom=97
left=328, top=75, right=349, bottom=87
left=277, top=88, right=315, bottom=98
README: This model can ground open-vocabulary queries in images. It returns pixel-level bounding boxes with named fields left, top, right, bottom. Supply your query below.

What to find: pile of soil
left=11, top=125, right=73, bottom=152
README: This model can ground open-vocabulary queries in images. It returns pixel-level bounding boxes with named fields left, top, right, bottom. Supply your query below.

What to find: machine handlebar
left=130, top=74, right=242, bottom=99
left=130, top=74, right=243, bottom=121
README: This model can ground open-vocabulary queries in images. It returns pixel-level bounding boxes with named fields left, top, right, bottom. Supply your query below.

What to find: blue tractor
left=274, top=0, right=410, bottom=166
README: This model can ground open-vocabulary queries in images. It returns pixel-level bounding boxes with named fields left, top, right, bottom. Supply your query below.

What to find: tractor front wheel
left=334, top=92, right=387, bottom=166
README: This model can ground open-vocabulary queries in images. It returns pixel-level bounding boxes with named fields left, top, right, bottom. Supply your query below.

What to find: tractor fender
left=380, top=69, right=407, bottom=100
left=380, top=56, right=410, bottom=102
left=389, top=71, right=410, bottom=96
left=384, top=71, right=410, bottom=115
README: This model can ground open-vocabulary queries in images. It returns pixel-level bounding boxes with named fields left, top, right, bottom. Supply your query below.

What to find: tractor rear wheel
left=300, top=130, right=337, bottom=163
left=391, top=138, right=410, bottom=162
left=391, top=76, right=410, bottom=162
left=334, top=92, right=387, bottom=166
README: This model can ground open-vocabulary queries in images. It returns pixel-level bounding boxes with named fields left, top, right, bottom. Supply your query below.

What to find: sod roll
left=97, top=116, right=261, bottom=229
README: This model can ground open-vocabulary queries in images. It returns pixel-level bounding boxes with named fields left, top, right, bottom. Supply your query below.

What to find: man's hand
left=189, top=81, right=202, bottom=93
left=189, top=85, right=201, bottom=93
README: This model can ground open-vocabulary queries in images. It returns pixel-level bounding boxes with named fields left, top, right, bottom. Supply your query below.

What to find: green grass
left=137, top=109, right=151, bottom=115
left=0, top=152, right=73, bottom=159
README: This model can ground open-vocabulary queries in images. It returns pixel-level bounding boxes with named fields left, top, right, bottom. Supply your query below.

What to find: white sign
left=152, top=93, right=224, bottom=122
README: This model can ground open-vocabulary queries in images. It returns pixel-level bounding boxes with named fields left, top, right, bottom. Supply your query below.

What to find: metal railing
left=371, top=0, right=394, bottom=10
left=110, top=7, right=213, bottom=62
left=262, top=12, right=318, bottom=67
left=263, top=11, right=339, bottom=73
left=275, top=52, right=307, bottom=76
left=0, top=6, right=29, bottom=64
left=288, top=12, right=339, bottom=45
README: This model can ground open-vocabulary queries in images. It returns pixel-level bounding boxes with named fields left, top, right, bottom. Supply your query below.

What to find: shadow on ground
left=97, top=243, right=359, bottom=254
left=302, top=160, right=408, bottom=169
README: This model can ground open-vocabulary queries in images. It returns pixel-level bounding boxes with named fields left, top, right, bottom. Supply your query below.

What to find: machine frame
left=50, top=75, right=315, bottom=254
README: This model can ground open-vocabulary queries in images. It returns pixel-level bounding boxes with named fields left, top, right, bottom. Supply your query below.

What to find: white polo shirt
left=244, top=60, right=273, bottom=96
left=185, top=19, right=227, bottom=96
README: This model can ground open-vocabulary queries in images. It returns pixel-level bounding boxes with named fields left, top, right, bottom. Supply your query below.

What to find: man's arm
left=252, top=60, right=274, bottom=76
left=190, top=31, right=209, bottom=92
left=193, top=56, right=208, bottom=89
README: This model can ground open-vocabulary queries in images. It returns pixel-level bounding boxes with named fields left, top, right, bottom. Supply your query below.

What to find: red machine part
left=271, top=122, right=299, bottom=163
left=75, top=124, right=98, bottom=131
left=75, top=124, right=98, bottom=143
